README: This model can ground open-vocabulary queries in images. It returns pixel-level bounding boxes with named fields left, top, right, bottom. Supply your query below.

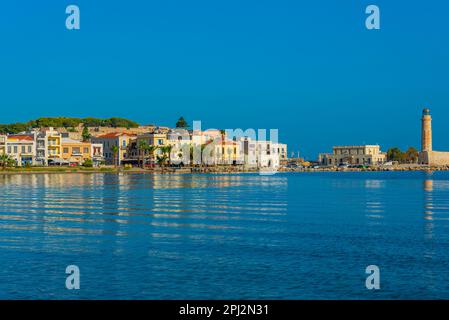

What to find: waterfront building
left=5, top=135, right=36, bottom=166
left=238, top=137, right=287, bottom=168
left=164, top=129, right=225, bottom=165
left=201, top=140, right=241, bottom=165
left=92, top=132, right=136, bottom=165
left=61, top=138, right=92, bottom=165
left=136, top=131, right=168, bottom=161
left=91, top=143, right=105, bottom=166
left=418, top=108, right=449, bottom=165
left=256, top=140, right=281, bottom=168
left=278, top=143, right=288, bottom=165
left=0, top=135, right=6, bottom=156
left=319, top=145, right=386, bottom=166
left=34, top=127, right=63, bottom=166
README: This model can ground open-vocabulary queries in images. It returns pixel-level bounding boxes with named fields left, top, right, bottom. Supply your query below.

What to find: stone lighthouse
left=421, top=108, right=432, bottom=152
left=419, top=108, right=449, bottom=165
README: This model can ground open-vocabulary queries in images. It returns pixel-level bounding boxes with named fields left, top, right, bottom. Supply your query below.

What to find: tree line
left=0, top=117, right=140, bottom=134
left=386, top=147, right=419, bottom=163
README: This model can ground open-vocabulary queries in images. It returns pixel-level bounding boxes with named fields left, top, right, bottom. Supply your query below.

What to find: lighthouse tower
left=421, top=108, right=432, bottom=152
left=419, top=108, right=433, bottom=164
left=419, top=108, right=449, bottom=166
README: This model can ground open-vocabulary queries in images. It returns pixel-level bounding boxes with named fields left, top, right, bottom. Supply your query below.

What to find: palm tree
left=199, top=143, right=208, bottom=171
left=111, top=145, right=119, bottom=168
left=147, top=145, right=158, bottom=168
left=189, top=145, right=194, bottom=167
left=220, top=129, right=226, bottom=166
left=160, top=145, right=173, bottom=167
left=0, top=153, right=14, bottom=170
left=137, top=140, right=148, bottom=168
left=156, top=154, right=168, bottom=172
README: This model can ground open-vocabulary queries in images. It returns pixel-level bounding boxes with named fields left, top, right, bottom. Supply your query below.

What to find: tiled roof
left=96, top=132, right=136, bottom=138
left=7, top=135, right=34, bottom=141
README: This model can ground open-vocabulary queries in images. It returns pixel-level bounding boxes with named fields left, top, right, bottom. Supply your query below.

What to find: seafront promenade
left=1, top=163, right=449, bottom=175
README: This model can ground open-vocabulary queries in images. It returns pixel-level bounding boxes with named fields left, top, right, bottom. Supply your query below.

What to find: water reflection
left=364, top=180, right=385, bottom=223
left=0, top=173, right=288, bottom=254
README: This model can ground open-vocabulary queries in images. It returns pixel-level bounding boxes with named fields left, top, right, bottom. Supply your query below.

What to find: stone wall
left=419, top=151, right=449, bottom=166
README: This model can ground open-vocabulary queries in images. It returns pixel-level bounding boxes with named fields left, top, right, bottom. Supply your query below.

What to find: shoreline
left=1, top=164, right=449, bottom=175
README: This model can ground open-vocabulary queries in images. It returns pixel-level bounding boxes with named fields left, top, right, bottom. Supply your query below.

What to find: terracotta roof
left=96, top=132, right=136, bottom=138
left=204, top=139, right=238, bottom=146
left=7, top=135, right=34, bottom=141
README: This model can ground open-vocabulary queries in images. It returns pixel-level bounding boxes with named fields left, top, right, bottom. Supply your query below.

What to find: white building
left=5, top=134, right=36, bottom=166
left=34, top=127, right=63, bottom=166
left=239, top=138, right=285, bottom=169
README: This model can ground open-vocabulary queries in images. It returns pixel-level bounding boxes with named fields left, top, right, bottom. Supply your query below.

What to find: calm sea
left=0, top=172, right=449, bottom=299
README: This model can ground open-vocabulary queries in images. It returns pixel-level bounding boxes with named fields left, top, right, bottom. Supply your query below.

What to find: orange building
left=61, top=138, right=92, bottom=165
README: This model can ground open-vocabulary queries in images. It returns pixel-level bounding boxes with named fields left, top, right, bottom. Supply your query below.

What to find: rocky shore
left=1, top=164, right=449, bottom=175
left=278, top=164, right=449, bottom=173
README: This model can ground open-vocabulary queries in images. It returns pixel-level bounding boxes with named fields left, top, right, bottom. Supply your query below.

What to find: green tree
left=387, top=147, right=403, bottom=162
left=147, top=145, right=158, bottom=167
left=111, top=145, right=120, bottom=168
left=175, top=116, right=189, bottom=128
left=138, top=140, right=149, bottom=168
left=0, top=153, right=15, bottom=169
left=156, top=154, right=168, bottom=172
left=220, top=129, right=226, bottom=165
left=82, top=126, right=91, bottom=142
left=83, top=158, right=93, bottom=167
left=160, top=145, right=173, bottom=166
left=405, top=147, right=419, bottom=163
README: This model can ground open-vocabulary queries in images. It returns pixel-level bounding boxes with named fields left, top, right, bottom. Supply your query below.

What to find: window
left=21, top=146, right=25, bottom=153
left=72, top=147, right=80, bottom=154
left=84, top=147, right=89, bottom=153
left=28, top=146, right=32, bottom=153
left=122, top=140, right=126, bottom=147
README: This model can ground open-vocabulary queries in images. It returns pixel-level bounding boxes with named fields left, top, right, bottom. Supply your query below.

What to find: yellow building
left=137, top=132, right=168, bottom=160
left=35, top=127, right=62, bottom=165
left=202, top=140, right=241, bottom=165
left=319, top=145, right=386, bottom=166
left=61, top=138, right=92, bottom=165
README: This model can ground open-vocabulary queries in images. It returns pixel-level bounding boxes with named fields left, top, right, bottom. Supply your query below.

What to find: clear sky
left=1, top=1, right=448, bottom=159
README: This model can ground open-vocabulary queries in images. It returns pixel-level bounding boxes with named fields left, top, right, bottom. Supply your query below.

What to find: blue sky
left=1, top=1, right=448, bottom=159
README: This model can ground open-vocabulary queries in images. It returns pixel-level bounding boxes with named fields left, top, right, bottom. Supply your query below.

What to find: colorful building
left=206, top=140, right=241, bottom=165
left=136, top=132, right=168, bottom=161
left=61, top=138, right=92, bottom=165
left=35, top=127, right=62, bottom=166
left=92, top=132, right=135, bottom=165
left=6, top=135, right=36, bottom=166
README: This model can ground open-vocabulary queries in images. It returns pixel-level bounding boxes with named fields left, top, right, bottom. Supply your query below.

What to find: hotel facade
left=319, top=145, right=387, bottom=166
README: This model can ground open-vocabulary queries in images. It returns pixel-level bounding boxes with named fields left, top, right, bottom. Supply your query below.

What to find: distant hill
left=0, top=117, right=140, bottom=134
